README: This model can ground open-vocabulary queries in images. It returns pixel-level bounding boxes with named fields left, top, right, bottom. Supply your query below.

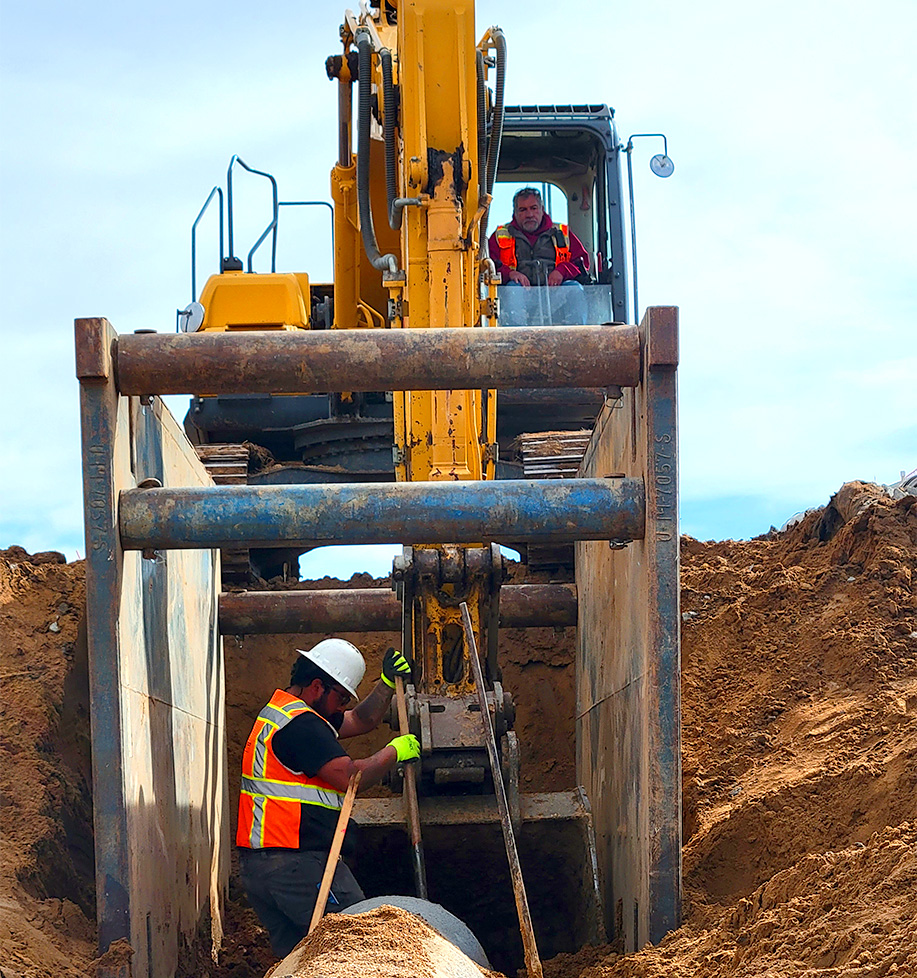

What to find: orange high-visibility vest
left=236, top=689, right=345, bottom=849
left=494, top=223, right=572, bottom=270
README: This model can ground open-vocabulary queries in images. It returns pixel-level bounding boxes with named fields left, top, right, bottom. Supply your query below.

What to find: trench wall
left=575, top=306, right=681, bottom=951
left=78, top=319, right=228, bottom=978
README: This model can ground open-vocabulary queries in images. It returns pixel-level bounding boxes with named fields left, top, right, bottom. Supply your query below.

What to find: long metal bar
left=190, top=186, right=224, bottom=302
left=218, top=583, right=577, bottom=634
left=460, top=602, right=543, bottom=978
left=119, top=478, right=645, bottom=551
left=279, top=200, right=335, bottom=250
left=115, top=324, right=641, bottom=396
left=226, top=155, right=279, bottom=272
left=394, top=677, right=427, bottom=899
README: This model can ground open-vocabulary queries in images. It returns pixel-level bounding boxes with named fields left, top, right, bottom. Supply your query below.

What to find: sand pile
left=270, top=905, right=496, bottom=978
left=2, top=483, right=915, bottom=978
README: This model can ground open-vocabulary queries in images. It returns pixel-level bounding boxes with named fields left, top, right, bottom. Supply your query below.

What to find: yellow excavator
left=76, top=2, right=680, bottom=975
left=179, top=0, right=671, bottom=966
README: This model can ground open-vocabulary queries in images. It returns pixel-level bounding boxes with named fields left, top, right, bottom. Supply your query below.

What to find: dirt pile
left=0, top=547, right=95, bottom=978
left=1, top=484, right=915, bottom=978
left=544, top=822, right=917, bottom=977
left=270, top=905, right=496, bottom=978
left=546, top=486, right=917, bottom=977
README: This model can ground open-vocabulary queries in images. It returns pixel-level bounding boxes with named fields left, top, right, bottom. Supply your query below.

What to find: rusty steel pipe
left=118, top=478, right=645, bottom=551
left=114, top=324, right=641, bottom=395
left=218, top=583, right=577, bottom=634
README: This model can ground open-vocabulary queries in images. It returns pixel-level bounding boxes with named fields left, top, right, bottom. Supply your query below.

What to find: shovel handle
left=309, top=770, right=361, bottom=934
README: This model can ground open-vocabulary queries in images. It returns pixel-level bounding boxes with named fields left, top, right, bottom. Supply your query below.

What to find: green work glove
left=389, top=734, right=420, bottom=763
left=381, top=647, right=413, bottom=688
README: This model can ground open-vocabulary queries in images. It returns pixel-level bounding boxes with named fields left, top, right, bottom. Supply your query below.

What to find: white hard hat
left=297, top=639, right=366, bottom=698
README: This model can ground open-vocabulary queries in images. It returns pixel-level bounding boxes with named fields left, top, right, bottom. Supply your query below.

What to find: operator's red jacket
left=488, top=215, right=590, bottom=282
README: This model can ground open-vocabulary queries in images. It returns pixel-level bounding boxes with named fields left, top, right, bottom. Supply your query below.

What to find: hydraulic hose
left=381, top=48, right=398, bottom=224
left=484, top=28, right=507, bottom=196
left=476, top=51, right=487, bottom=200
left=479, top=28, right=507, bottom=256
left=381, top=46, right=422, bottom=230
left=355, top=28, right=398, bottom=273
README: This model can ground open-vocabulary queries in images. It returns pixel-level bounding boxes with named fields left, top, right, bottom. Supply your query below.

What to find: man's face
left=514, top=194, right=545, bottom=233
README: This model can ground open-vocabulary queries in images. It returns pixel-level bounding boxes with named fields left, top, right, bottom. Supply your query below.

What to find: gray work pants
left=239, top=847, right=365, bottom=957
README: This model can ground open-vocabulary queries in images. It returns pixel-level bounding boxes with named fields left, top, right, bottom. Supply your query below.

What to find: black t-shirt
left=268, top=711, right=357, bottom=854
left=272, top=711, right=347, bottom=775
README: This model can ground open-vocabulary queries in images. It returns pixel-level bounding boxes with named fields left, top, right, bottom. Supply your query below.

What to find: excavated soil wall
left=2, top=484, right=916, bottom=977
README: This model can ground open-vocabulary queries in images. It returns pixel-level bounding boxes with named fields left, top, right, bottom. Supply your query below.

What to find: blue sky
left=1, top=1, right=914, bottom=577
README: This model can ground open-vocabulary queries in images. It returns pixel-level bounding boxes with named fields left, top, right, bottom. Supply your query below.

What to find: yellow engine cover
left=198, top=270, right=311, bottom=331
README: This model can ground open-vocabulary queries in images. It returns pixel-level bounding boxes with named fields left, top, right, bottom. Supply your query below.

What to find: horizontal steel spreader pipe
left=115, top=324, right=641, bottom=395
left=218, top=583, right=578, bottom=634
left=119, top=478, right=645, bottom=551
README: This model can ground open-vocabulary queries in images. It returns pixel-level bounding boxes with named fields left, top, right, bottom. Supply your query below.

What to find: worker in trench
left=489, top=186, right=591, bottom=325
left=236, top=639, right=419, bottom=957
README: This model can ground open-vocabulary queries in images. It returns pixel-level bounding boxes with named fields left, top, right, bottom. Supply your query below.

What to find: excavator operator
left=489, top=186, right=590, bottom=287
left=236, top=639, right=418, bottom=958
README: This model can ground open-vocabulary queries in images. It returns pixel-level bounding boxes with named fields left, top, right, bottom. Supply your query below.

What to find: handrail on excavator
left=190, top=185, right=224, bottom=302
left=278, top=199, right=335, bottom=251
left=226, top=154, right=279, bottom=273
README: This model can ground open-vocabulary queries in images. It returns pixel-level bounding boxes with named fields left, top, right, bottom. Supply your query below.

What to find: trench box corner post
left=76, top=318, right=229, bottom=978
left=575, top=306, right=681, bottom=951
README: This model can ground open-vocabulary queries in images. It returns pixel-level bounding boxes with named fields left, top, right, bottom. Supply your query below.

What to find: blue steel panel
left=117, top=478, right=646, bottom=551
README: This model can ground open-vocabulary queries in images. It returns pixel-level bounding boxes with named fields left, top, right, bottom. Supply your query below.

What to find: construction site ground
left=2, top=482, right=915, bottom=977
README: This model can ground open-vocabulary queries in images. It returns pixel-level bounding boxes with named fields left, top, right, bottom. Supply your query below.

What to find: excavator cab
left=489, top=107, right=629, bottom=551
left=496, top=104, right=629, bottom=321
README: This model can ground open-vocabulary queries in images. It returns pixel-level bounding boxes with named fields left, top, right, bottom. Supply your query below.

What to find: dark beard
left=315, top=689, right=345, bottom=731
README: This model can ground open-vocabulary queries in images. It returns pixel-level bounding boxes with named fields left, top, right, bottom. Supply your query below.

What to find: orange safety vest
left=236, top=689, right=345, bottom=849
left=494, top=223, right=572, bottom=270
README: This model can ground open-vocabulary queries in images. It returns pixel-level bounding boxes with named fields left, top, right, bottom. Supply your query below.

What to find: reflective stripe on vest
left=236, top=690, right=345, bottom=849
left=240, top=775, right=345, bottom=809
left=495, top=223, right=571, bottom=270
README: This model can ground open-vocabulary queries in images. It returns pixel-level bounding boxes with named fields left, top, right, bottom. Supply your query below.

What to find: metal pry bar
left=460, top=601, right=543, bottom=978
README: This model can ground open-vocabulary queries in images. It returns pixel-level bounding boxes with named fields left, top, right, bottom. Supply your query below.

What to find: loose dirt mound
left=545, top=823, right=917, bottom=977
left=0, top=547, right=95, bottom=978
left=2, top=484, right=915, bottom=978
left=546, top=486, right=917, bottom=977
